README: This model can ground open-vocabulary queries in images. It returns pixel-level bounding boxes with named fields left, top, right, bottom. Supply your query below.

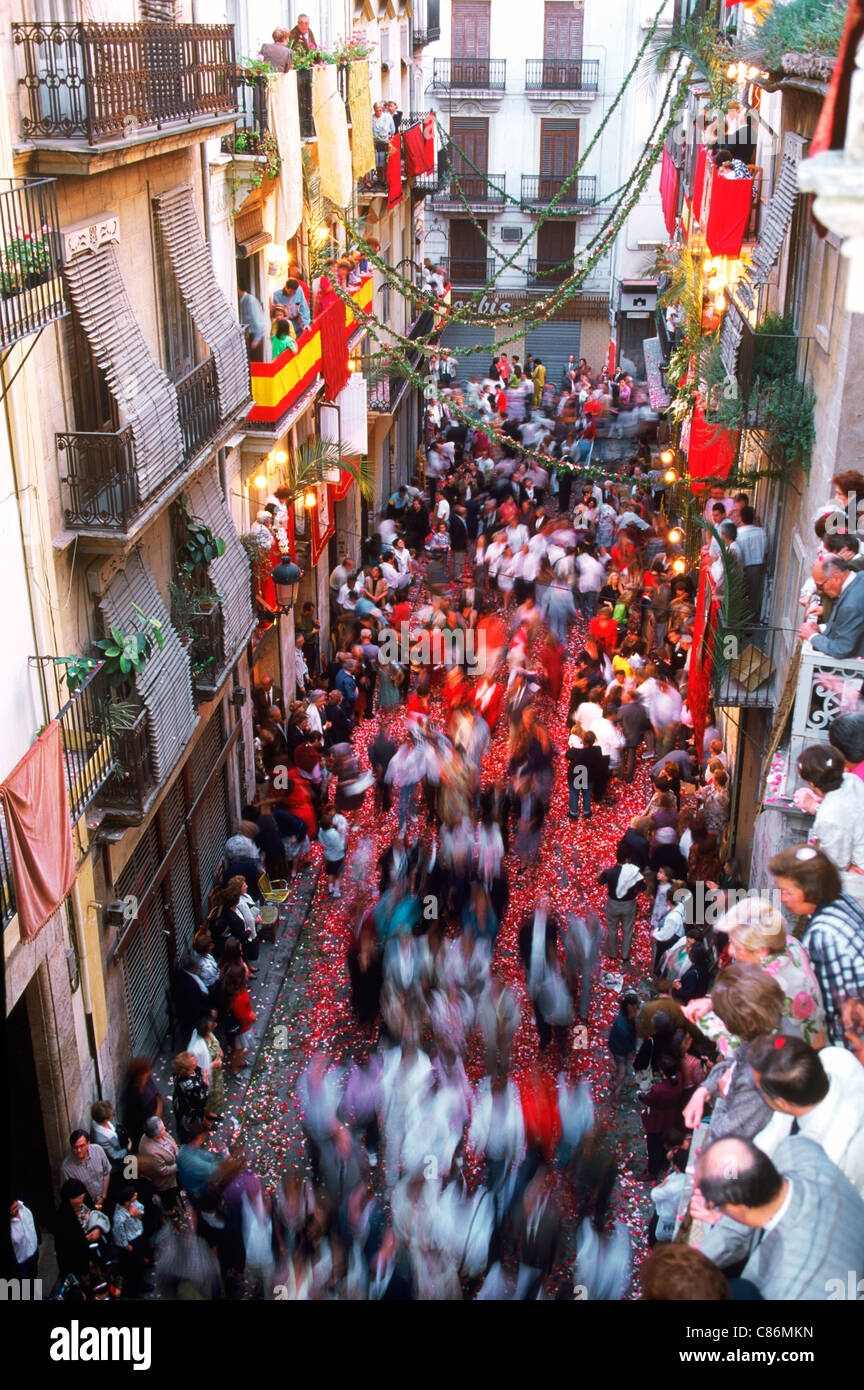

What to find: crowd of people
left=19, top=348, right=864, bottom=1304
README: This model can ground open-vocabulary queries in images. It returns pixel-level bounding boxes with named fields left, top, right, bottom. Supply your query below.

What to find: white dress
left=809, top=772, right=864, bottom=905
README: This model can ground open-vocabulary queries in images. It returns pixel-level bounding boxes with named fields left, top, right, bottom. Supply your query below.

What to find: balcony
left=431, top=59, right=506, bottom=93
left=525, top=59, right=601, bottom=93
left=438, top=255, right=497, bottom=287
left=295, top=63, right=353, bottom=141
left=0, top=178, right=67, bottom=348
left=712, top=625, right=779, bottom=709
left=31, top=656, right=117, bottom=821
left=520, top=174, right=597, bottom=210
left=222, top=69, right=268, bottom=157
left=247, top=275, right=373, bottom=432
left=189, top=599, right=226, bottom=702
left=527, top=257, right=572, bottom=287
left=432, top=176, right=506, bottom=211
left=413, top=27, right=441, bottom=48
left=11, top=22, right=239, bottom=166
left=98, top=705, right=156, bottom=819
left=58, top=358, right=228, bottom=540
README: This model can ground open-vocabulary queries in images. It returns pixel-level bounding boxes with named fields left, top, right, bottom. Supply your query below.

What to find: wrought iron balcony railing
left=413, top=28, right=441, bottom=48
left=30, top=656, right=117, bottom=820
left=189, top=600, right=226, bottom=701
left=59, top=358, right=225, bottom=533
left=176, top=357, right=222, bottom=463
left=99, top=706, right=156, bottom=816
left=0, top=177, right=67, bottom=348
left=0, top=809, right=14, bottom=928
left=11, top=22, right=238, bottom=145
left=711, top=624, right=779, bottom=709
left=432, top=176, right=506, bottom=210
left=432, top=58, right=506, bottom=90
left=527, top=257, right=572, bottom=286
left=438, top=256, right=496, bottom=287
left=520, top=174, right=597, bottom=208
left=222, top=69, right=268, bottom=155
left=525, top=59, right=601, bottom=92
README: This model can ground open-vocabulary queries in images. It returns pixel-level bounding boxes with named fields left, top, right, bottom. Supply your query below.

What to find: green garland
left=338, top=59, right=691, bottom=358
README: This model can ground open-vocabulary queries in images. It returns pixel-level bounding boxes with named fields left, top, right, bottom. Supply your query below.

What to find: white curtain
left=269, top=71, right=303, bottom=246
left=312, top=63, right=354, bottom=209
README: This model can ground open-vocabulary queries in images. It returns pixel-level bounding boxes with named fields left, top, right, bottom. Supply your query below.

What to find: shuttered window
left=452, top=2, right=490, bottom=57
left=63, top=242, right=184, bottom=502
left=543, top=2, right=583, bottom=60
left=537, top=220, right=575, bottom=266
left=99, top=550, right=198, bottom=785
left=540, top=121, right=579, bottom=178
left=452, top=117, right=489, bottom=174
left=184, top=463, right=256, bottom=667
left=190, top=712, right=230, bottom=920
left=152, top=185, right=251, bottom=420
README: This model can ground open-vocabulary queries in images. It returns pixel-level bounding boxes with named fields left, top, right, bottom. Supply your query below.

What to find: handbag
left=86, top=1208, right=111, bottom=1235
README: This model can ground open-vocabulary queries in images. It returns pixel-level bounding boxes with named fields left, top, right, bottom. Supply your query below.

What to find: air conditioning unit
left=501, top=227, right=522, bottom=242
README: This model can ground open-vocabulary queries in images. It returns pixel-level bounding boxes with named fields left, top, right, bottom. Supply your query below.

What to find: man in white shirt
left=749, top=1038, right=864, bottom=1196
left=434, top=493, right=450, bottom=526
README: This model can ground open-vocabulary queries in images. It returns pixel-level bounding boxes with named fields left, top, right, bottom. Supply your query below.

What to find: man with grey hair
left=800, top=555, right=864, bottom=658
left=138, top=1116, right=180, bottom=1209
left=259, top=27, right=293, bottom=71
left=692, top=1134, right=864, bottom=1300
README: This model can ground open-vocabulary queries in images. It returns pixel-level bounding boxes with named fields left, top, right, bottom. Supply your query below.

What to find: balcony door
left=451, top=218, right=488, bottom=285
left=540, top=120, right=579, bottom=203
left=536, top=220, right=575, bottom=284
left=452, top=117, right=489, bottom=203
left=65, top=311, right=118, bottom=434
left=452, top=1, right=490, bottom=86
left=542, top=1, right=584, bottom=86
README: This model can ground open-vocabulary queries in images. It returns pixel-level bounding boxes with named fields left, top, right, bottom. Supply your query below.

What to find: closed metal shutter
left=524, top=321, right=581, bottom=388
left=168, top=843, right=197, bottom=955
left=194, top=768, right=230, bottom=920
left=121, top=893, right=171, bottom=1058
left=439, top=321, right=495, bottom=372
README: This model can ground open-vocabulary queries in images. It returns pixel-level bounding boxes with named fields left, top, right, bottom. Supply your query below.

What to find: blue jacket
left=608, top=1012, right=636, bottom=1058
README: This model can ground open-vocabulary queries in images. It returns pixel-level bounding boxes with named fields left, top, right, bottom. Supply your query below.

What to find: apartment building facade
left=1, top=0, right=438, bottom=1217
left=422, top=0, right=673, bottom=381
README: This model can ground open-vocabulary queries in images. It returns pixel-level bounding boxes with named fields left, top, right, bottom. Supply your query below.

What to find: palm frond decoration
left=695, top=514, right=754, bottom=688
left=659, top=242, right=705, bottom=348
left=644, top=13, right=734, bottom=110
left=282, top=437, right=373, bottom=505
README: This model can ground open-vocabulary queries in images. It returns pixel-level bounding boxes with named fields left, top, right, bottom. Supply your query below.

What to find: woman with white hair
left=683, top=896, right=826, bottom=1055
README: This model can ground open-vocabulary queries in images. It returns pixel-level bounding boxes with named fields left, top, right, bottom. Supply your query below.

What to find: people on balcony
left=271, top=317, right=298, bottom=361
left=239, top=288, right=267, bottom=363
left=259, top=27, right=294, bottom=72
left=289, top=14, right=318, bottom=55
left=799, top=556, right=864, bottom=658
left=793, top=744, right=864, bottom=906
left=272, top=276, right=311, bottom=332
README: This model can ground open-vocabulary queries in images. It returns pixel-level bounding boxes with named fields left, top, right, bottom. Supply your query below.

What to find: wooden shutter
left=540, top=120, right=579, bottom=199
left=450, top=218, right=487, bottom=284
left=152, top=185, right=251, bottom=419
left=543, top=2, right=583, bottom=60
left=184, top=463, right=256, bottom=667
left=99, top=549, right=198, bottom=784
left=452, top=117, right=488, bottom=202
left=63, top=242, right=184, bottom=502
left=537, top=220, right=575, bottom=269
left=452, top=2, right=490, bottom=57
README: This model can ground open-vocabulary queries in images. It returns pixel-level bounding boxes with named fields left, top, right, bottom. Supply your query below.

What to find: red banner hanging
left=387, top=133, right=403, bottom=208
left=687, top=400, right=739, bottom=496
left=688, top=559, right=719, bottom=759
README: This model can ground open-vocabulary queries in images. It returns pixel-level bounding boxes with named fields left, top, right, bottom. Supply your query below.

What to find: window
left=64, top=310, right=118, bottom=433
left=153, top=218, right=198, bottom=383
left=451, top=116, right=489, bottom=201
left=815, top=237, right=839, bottom=352
left=540, top=119, right=579, bottom=199
left=543, top=2, right=583, bottom=61
left=381, top=28, right=391, bottom=65
left=452, top=2, right=490, bottom=57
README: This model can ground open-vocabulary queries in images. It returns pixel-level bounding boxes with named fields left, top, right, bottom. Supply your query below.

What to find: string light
left=660, top=449, right=675, bottom=465
left=672, top=557, right=687, bottom=574
left=668, top=527, right=682, bottom=545
left=664, top=468, right=678, bottom=484
left=304, top=490, right=317, bottom=509
left=254, top=473, right=268, bottom=490
left=272, top=450, right=288, bottom=465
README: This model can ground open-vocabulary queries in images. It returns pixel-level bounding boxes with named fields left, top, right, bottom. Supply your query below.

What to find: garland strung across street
left=332, top=65, right=692, bottom=370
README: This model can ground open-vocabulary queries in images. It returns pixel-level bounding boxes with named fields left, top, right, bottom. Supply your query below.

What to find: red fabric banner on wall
left=387, top=133, right=403, bottom=208
left=660, top=144, right=680, bottom=237
left=703, top=158, right=753, bottom=258
left=687, top=401, right=739, bottom=496
left=0, top=721, right=76, bottom=942
left=403, top=121, right=433, bottom=177
left=319, top=296, right=350, bottom=400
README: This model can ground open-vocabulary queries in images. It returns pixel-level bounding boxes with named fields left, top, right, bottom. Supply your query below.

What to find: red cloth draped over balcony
left=403, top=120, right=434, bottom=177
left=688, top=560, right=719, bottom=760
left=687, top=401, right=739, bottom=496
left=0, top=721, right=76, bottom=942
left=387, top=133, right=403, bottom=208
left=319, top=296, right=350, bottom=399
left=660, top=144, right=680, bottom=237
left=703, top=157, right=753, bottom=258
left=692, top=144, right=708, bottom=222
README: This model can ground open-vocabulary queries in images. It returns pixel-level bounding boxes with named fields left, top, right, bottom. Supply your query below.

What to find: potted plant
left=94, top=605, right=164, bottom=688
